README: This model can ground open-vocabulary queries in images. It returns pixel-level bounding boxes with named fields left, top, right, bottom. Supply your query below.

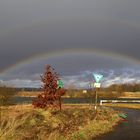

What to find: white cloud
left=0, top=68, right=139, bottom=88
left=103, top=68, right=140, bottom=87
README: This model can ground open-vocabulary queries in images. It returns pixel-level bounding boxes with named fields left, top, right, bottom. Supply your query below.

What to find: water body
left=95, top=108, right=140, bottom=140
left=13, top=97, right=140, bottom=104
left=13, top=97, right=97, bottom=104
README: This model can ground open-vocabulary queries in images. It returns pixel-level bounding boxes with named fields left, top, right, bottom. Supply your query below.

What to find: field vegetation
left=103, top=103, right=140, bottom=109
left=0, top=105, right=121, bottom=140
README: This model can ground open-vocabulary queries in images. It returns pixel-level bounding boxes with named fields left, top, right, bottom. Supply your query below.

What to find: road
left=95, top=108, right=140, bottom=140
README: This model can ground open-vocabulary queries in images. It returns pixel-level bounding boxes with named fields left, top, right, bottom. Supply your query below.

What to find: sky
left=0, top=0, right=140, bottom=88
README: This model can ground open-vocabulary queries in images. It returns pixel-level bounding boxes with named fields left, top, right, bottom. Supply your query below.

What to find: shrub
left=32, top=65, right=66, bottom=110
left=0, top=85, right=17, bottom=106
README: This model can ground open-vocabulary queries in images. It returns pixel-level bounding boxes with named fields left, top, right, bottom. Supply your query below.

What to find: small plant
left=32, top=65, right=66, bottom=110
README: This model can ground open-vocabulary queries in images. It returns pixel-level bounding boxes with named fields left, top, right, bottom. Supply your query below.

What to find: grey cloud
left=0, top=0, right=140, bottom=71
left=0, top=0, right=140, bottom=86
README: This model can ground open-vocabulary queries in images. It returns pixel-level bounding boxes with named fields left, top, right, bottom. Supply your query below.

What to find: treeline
left=65, top=89, right=119, bottom=98
left=16, top=87, right=41, bottom=92
left=65, top=83, right=140, bottom=98
left=104, top=83, right=140, bottom=93
left=5, top=83, right=140, bottom=93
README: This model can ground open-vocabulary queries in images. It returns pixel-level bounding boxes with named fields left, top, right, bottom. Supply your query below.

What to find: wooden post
left=59, top=97, right=62, bottom=110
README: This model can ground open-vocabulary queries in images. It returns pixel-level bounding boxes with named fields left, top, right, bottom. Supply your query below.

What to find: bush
left=0, top=85, right=18, bottom=105
left=32, top=65, right=66, bottom=110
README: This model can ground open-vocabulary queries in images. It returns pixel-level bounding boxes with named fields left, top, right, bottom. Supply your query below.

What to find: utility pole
left=95, top=88, right=97, bottom=110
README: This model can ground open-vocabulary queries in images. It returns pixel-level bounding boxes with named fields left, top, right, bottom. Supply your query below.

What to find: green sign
left=118, top=113, right=127, bottom=119
left=57, top=80, right=64, bottom=88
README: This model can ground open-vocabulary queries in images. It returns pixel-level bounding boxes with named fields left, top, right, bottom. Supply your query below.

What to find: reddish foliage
left=32, top=65, right=66, bottom=110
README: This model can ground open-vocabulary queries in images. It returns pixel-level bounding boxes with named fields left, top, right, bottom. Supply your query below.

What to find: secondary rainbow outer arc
left=0, top=48, right=140, bottom=77
left=1, top=17, right=140, bottom=38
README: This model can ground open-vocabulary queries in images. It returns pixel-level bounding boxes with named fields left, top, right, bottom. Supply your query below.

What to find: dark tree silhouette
left=32, top=65, right=66, bottom=110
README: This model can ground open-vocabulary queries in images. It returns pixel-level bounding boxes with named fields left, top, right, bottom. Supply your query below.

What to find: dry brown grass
left=0, top=104, right=121, bottom=140
left=119, top=92, right=140, bottom=98
left=16, top=91, right=40, bottom=97
left=103, top=103, right=140, bottom=109
left=16, top=91, right=140, bottom=99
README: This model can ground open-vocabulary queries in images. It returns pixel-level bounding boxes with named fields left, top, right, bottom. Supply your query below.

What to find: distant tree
left=32, top=65, right=66, bottom=110
left=0, top=85, right=18, bottom=106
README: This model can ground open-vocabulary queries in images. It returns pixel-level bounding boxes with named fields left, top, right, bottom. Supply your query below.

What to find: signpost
left=92, top=73, right=103, bottom=111
left=93, top=74, right=103, bottom=83
left=93, top=83, right=101, bottom=88
left=57, top=79, right=64, bottom=110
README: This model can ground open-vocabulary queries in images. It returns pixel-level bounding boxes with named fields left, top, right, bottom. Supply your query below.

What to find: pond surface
left=13, top=97, right=101, bottom=104
left=13, top=97, right=140, bottom=104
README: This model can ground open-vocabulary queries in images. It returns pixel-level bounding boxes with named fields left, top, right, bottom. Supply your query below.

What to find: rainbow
left=0, top=48, right=140, bottom=77
left=1, top=17, right=140, bottom=38
left=0, top=17, right=140, bottom=76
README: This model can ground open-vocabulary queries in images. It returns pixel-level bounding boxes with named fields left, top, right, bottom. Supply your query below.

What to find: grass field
left=119, top=92, right=140, bottom=98
left=103, top=103, right=140, bottom=109
left=16, top=91, right=40, bottom=97
left=16, top=91, right=140, bottom=98
left=0, top=104, right=121, bottom=140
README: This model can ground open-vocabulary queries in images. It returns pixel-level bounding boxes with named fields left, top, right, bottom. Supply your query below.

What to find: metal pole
left=90, top=82, right=93, bottom=106
left=95, top=88, right=97, bottom=110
